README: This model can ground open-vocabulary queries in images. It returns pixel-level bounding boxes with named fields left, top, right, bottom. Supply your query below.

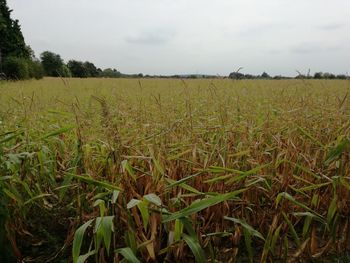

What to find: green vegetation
left=0, top=78, right=349, bottom=262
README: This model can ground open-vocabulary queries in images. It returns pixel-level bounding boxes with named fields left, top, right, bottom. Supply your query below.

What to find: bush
left=28, top=60, right=44, bottom=79
left=3, top=57, right=29, bottom=80
left=60, top=65, right=72, bottom=77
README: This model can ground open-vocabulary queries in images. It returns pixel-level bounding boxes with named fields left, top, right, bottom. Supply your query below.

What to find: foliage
left=0, top=78, right=349, bottom=262
left=67, top=60, right=99, bottom=78
left=40, top=51, right=66, bottom=77
left=28, top=59, right=44, bottom=79
left=2, top=56, right=29, bottom=79
left=100, top=68, right=122, bottom=78
left=0, top=0, right=30, bottom=59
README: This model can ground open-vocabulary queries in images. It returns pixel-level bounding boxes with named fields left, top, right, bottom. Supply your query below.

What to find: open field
left=0, top=78, right=349, bottom=262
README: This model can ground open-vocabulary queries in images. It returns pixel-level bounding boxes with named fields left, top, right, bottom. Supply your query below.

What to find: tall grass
left=0, top=78, right=349, bottom=262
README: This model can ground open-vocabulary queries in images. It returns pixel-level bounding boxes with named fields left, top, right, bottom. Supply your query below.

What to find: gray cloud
left=8, top=0, right=350, bottom=76
left=125, top=31, right=175, bottom=45
left=291, top=43, right=344, bottom=54
left=317, top=23, right=345, bottom=31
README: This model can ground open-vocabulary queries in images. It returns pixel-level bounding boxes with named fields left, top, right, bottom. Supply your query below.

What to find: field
left=0, top=78, right=349, bottom=262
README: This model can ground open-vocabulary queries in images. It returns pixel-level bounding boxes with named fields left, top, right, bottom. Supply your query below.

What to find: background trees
left=40, top=51, right=66, bottom=77
left=0, top=0, right=43, bottom=79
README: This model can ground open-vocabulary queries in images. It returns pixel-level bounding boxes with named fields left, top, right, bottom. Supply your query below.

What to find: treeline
left=0, top=0, right=124, bottom=80
left=39, top=51, right=123, bottom=78
left=0, top=0, right=43, bottom=80
left=228, top=71, right=349, bottom=80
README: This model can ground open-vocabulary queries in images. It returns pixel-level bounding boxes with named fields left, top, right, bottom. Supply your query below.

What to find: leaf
left=162, top=189, right=245, bottom=223
left=297, top=126, right=324, bottom=148
left=93, top=199, right=105, bottom=217
left=165, top=178, right=203, bottom=195
left=174, top=219, right=183, bottom=242
left=182, top=233, right=206, bottom=263
left=41, top=125, right=74, bottom=139
left=282, top=212, right=300, bottom=247
left=77, top=250, right=96, bottom=263
left=23, top=193, right=52, bottom=206
left=100, top=216, right=114, bottom=254
left=276, top=192, right=323, bottom=219
left=127, top=199, right=141, bottom=209
left=115, top=247, right=140, bottom=263
left=71, top=174, right=122, bottom=191
left=112, top=190, right=120, bottom=204
left=143, top=193, right=162, bottom=206
left=327, top=195, right=338, bottom=226
left=224, top=216, right=264, bottom=240
left=72, top=219, right=94, bottom=263
left=137, top=201, right=149, bottom=231
left=121, top=160, right=137, bottom=181
left=325, top=138, right=350, bottom=166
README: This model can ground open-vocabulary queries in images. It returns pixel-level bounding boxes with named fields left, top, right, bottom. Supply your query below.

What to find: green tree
left=67, top=60, right=87, bottom=77
left=3, top=56, right=29, bottom=79
left=40, top=51, right=65, bottom=77
left=0, top=0, right=30, bottom=59
left=83, top=61, right=99, bottom=77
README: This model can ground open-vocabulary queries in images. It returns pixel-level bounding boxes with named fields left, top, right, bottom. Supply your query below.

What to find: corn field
left=0, top=78, right=349, bottom=262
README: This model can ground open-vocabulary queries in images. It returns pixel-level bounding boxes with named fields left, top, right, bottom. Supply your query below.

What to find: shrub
left=28, top=60, right=44, bottom=79
left=3, top=57, right=29, bottom=80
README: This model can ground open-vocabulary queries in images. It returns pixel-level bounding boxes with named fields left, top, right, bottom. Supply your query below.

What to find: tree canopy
left=0, top=0, right=30, bottom=59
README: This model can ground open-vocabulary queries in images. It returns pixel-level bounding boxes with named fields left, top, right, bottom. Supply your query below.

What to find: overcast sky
left=8, top=0, right=350, bottom=76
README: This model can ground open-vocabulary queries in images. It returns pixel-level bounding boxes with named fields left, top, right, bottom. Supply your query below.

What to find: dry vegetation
left=0, top=78, right=349, bottom=262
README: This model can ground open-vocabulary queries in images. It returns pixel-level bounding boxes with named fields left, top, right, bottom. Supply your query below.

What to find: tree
left=100, top=68, right=122, bottom=78
left=228, top=72, right=244, bottom=79
left=261, top=72, right=271, bottom=79
left=314, top=72, right=323, bottom=79
left=83, top=61, right=98, bottom=77
left=67, top=60, right=87, bottom=77
left=0, top=0, right=30, bottom=59
left=40, top=51, right=65, bottom=77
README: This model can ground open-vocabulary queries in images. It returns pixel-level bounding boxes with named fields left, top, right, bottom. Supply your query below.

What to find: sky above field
left=8, top=0, right=350, bottom=76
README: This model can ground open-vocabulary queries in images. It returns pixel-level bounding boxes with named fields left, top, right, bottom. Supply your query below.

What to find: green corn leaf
left=41, top=125, right=74, bottom=139
left=77, top=250, right=96, bottom=263
left=282, top=212, right=300, bottom=247
left=276, top=192, right=323, bottom=219
left=71, top=174, right=122, bottom=191
left=100, top=216, right=114, bottom=255
left=224, top=216, right=264, bottom=240
left=137, top=201, right=149, bottom=231
left=174, top=219, right=183, bottom=242
left=144, top=193, right=162, bottom=206
left=182, top=233, right=206, bottom=263
left=112, top=190, right=120, bottom=204
left=127, top=199, right=141, bottom=209
left=163, top=189, right=245, bottom=223
left=72, top=219, right=94, bottom=263
left=325, top=138, right=350, bottom=166
left=121, top=160, right=137, bottom=181
left=115, top=247, right=140, bottom=263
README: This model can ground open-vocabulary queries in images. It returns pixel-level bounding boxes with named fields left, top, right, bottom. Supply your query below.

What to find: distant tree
left=67, top=60, right=87, bottom=78
left=323, top=72, right=336, bottom=79
left=0, top=0, right=30, bottom=59
left=336, top=74, right=347, bottom=80
left=3, top=56, right=29, bottom=79
left=40, top=51, right=65, bottom=77
left=83, top=61, right=98, bottom=77
left=261, top=72, right=271, bottom=79
left=314, top=72, right=323, bottom=79
left=61, top=64, right=71, bottom=77
left=100, top=68, right=122, bottom=78
left=28, top=59, right=44, bottom=79
left=229, top=72, right=244, bottom=79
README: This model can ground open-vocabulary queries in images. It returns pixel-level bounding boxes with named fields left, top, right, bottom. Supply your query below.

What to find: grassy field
left=0, top=78, right=349, bottom=262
